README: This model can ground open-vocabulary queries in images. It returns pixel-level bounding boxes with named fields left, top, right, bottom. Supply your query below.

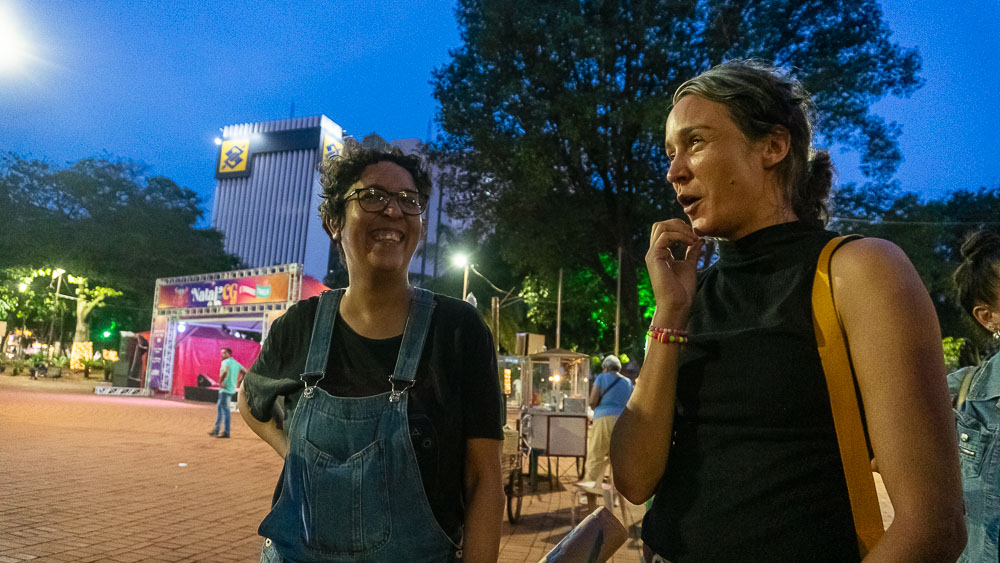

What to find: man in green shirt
left=209, top=347, right=245, bottom=438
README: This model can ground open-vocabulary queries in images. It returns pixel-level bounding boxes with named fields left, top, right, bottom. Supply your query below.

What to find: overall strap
left=811, top=234, right=884, bottom=556
left=301, top=289, right=345, bottom=397
left=388, top=288, right=436, bottom=401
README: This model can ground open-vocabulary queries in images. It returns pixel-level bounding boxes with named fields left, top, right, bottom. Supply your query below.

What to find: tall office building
left=211, top=115, right=344, bottom=280
left=389, top=137, right=458, bottom=281
left=211, top=117, right=460, bottom=283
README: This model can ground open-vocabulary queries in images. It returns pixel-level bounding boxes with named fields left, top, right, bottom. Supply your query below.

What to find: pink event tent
left=170, top=326, right=260, bottom=398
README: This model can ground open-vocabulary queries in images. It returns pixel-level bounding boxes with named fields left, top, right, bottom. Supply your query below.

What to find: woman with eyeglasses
left=239, top=138, right=505, bottom=562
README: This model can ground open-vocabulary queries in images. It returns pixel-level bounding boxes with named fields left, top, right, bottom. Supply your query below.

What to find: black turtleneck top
left=642, top=221, right=859, bottom=562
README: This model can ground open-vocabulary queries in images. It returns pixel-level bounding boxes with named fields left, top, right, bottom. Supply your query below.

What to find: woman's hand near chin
left=646, top=218, right=704, bottom=328
left=612, top=218, right=704, bottom=504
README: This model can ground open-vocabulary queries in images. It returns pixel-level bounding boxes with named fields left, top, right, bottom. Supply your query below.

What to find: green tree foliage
left=517, top=252, right=657, bottom=353
left=941, top=337, right=964, bottom=372
left=0, top=154, right=241, bottom=334
left=0, top=267, right=53, bottom=349
left=432, top=0, right=922, bottom=355
left=65, top=274, right=122, bottom=344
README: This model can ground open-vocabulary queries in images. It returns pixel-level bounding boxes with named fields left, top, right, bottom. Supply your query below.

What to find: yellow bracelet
left=647, top=330, right=688, bottom=344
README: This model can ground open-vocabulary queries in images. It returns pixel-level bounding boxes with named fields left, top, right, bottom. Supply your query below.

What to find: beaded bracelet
left=647, top=330, right=689, bottom=344
left=648, top=325, right=689, bottom=338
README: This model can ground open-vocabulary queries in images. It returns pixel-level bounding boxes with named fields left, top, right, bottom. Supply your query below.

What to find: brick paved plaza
left=0, top=376, right=643, bottom=562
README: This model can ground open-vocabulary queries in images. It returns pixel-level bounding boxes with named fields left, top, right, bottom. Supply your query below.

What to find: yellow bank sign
left=217, top=139, right=250, bottom=175
left=323, top=134, right=343, bottom=160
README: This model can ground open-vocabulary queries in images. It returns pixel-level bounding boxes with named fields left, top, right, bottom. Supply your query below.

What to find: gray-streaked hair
left=602, top=354, right=622, bottom=372
left=673, top=59, right=831, bottom=227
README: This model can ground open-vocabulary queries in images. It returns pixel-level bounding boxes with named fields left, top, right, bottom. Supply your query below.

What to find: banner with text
left=156, top=272, right=291, bottom=310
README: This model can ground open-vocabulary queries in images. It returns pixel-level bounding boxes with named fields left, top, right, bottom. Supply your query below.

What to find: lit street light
left=449, top=254, right=522, bottom=353
left=0, top=6, right=33, bottom=75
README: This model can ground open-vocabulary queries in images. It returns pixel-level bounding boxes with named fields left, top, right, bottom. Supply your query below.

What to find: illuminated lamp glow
left=176, top=322, right=187, bottom=333
left=214, top=137, right=222, bottom=145
left=451, top=253, right=469, bottom=268
left=0, top=8, right=29, bottom=74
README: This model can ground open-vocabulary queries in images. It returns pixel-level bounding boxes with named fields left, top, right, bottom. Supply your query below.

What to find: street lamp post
left=556, top=268, right=563, bottom=349
left=450, top=253, right=522, bottom=351
left=615, top=246, right=622, bottom=355
left=452, top=253, right=470, bottom=300
left=47, top=268, right=65, bottom=356
left=462, top=266, right=470, bottom=301
left=16, top=282, right=28, bottom=358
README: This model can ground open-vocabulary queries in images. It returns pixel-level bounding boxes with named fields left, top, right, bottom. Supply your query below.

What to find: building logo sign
left=323, top=134, right=343, bottom=160
left=217, top=139, right=250, bottom=174
left=156, top=272, right=291, bottom=309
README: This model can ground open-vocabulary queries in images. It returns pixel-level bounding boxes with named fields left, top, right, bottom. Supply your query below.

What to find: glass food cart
left=504, top=348, right=591, bottom=493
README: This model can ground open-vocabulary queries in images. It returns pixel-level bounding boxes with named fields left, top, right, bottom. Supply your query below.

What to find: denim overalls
left=259, top=288, right=462, bottom=562
left=948, top=353, right=1000, bottom=563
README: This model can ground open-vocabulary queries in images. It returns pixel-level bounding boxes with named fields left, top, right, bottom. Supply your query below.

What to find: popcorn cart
left=519, top=348, right=591, bottom=490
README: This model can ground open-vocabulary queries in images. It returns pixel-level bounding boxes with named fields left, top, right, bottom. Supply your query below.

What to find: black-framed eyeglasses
left=345, top=186, right=428, bottom=215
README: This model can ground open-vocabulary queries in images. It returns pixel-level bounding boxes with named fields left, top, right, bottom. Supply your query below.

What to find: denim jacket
left=948, top=353, right=1000, bottom=563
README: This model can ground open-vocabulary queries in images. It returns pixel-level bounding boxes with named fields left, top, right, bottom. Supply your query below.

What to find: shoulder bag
left=812, top=235, right=885, bottom=557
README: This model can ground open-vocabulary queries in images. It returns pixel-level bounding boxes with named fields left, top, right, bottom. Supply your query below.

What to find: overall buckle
left=300, top=371, right=323, bottom=399
left=388, top=375, right=415, bottom=403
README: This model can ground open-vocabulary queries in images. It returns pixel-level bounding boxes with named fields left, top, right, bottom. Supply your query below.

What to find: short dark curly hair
left=318, top=144, right=432, bottom=236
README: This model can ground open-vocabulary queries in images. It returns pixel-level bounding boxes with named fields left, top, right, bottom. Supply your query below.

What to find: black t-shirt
left=643, top=222, right=858, bottom=561
left=243, top=292, right=504, bottom=542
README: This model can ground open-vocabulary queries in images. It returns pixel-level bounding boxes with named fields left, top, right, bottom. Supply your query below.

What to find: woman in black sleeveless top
left=611, top=60, right=966, bottom=562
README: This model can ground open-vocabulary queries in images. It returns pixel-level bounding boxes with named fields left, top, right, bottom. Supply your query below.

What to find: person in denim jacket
left=949, top=229, right=1000, bottom=562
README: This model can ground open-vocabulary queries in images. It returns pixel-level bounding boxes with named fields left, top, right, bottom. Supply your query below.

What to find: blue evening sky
left=2, top=0, right=998, bottom=225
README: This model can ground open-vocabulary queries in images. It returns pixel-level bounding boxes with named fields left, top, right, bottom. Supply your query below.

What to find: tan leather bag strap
left=956, top=368, right=975, bottom=408
left=812, top=235, right=884, bottom=557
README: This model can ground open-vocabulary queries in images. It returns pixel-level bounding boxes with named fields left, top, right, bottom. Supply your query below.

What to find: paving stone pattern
left=0, top=377, right=643, bottom=562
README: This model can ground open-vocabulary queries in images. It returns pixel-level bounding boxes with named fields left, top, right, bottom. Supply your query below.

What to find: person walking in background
left=209, top=347, right=244, bottom=439
left=579, top=354, right=633, bottom=493
left=948, top=229, right=1000, bottom=562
